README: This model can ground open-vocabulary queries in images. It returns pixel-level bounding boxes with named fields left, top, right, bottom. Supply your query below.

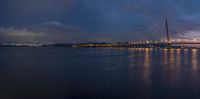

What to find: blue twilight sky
left=0, top=0, right=200, bottom=43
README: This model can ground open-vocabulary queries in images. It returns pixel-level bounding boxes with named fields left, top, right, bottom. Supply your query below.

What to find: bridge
left=73, top=19, right=200, bottom=48
left=72, top=40, right=200, bottom=48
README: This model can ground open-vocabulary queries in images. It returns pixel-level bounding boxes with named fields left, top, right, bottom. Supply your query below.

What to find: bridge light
left=192, top=48, right=198, bottom=52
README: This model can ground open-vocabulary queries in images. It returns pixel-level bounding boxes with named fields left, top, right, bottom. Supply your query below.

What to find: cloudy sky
left=0, top=0, right=200, bottom=43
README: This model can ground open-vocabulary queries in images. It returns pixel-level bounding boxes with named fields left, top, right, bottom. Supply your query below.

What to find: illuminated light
left=175, top=47, right=181, bottom=73
left=145, top=48, right=149, bottom=51
left=184, top=49, right=188, bottom=51
left=163, top=47, right=168, bottom=65
left=192, top=48, right=198, bottom=74
left=163, top=48, right=168, bottom=51
left=143, top=47, right=150, bottom=83
left=176, top=48, right=181, bottom=51
left=192, top=48, right=198, bottom=52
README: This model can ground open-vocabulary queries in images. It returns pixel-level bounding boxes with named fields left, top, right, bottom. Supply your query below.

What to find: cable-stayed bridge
left=73, top=19, right=200, bottom=48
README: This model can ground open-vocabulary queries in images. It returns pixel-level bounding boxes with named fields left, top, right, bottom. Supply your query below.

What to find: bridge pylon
left=165, top=18, right=171, bottom=48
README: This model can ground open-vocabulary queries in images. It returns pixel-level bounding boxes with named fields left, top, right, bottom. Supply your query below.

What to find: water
left=0, top=47, right=200, bottom=99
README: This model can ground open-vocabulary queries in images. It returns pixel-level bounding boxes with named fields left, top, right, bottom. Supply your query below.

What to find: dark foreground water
left=0, top=47, right=200, bottom=99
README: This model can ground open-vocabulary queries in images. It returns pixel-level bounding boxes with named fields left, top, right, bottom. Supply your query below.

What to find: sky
left=1, top=0, right=200, bottom=43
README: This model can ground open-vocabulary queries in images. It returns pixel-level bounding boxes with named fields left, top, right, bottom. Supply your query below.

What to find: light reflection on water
left=126, top=48, right=200, bottom=98
left=192, top=49, right=198, bottom=74
left=0, top=47, right=200, bottom=99
left=144, top=48, right=150, bottom=82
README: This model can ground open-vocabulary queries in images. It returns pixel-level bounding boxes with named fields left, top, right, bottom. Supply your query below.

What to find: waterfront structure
left=73, top=19, right=200, bottom=48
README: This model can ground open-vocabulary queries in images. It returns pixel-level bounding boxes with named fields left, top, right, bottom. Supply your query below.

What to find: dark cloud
left=0, top=0, right=200, bottom=43
left=0, top=27, right=44, bottom=43
left=0, top=22, right=82, bottom=43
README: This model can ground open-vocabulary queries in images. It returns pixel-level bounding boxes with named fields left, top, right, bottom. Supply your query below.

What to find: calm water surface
left=0, top=47, right=200, bottom=99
